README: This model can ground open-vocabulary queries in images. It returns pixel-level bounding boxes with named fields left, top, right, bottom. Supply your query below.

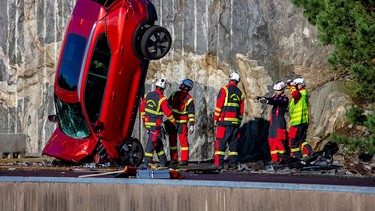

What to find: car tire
left=119, top=138, right=144, bottom=167
left=141, top=25, right=172, bottom=60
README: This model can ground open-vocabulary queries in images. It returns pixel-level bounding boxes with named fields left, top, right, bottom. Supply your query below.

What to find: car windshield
left=55, top=96, right=91, bottom=139
left=58, top=33, right=86, bottom=91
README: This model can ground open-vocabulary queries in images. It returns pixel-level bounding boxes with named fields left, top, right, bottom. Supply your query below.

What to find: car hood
left=43, top=127, right=98, bottom=162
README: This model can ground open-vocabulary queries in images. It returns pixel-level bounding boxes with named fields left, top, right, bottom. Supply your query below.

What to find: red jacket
left=140, top=89, right=176, bottom=130
left=168, top=91, right=195, bottom=125
left=288, top=85, right=303, bottom=103
left=214, top=81, right=244, bottom=126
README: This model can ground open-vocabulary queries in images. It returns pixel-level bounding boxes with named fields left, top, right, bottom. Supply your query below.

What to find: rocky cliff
left=0, top=0, right=351, bottom=161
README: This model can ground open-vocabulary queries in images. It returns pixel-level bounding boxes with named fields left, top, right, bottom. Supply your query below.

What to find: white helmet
left=273, top=81, right=286, bottom=91
left=230, top=72, right=240, bottom=82
left=293, top=78, right=305, bottom=87
left=155, top=78, right=167, bottom=89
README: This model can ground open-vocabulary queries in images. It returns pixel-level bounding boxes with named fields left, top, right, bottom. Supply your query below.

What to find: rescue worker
left=140, top=78, right=176, bottom=167
left=257, top=81, right=289, bottom=163
left=168, top=79, right=195, bottom=166
left=214, top=72, right=245, bottom=169
left=286, top=77, right=314, bottom=158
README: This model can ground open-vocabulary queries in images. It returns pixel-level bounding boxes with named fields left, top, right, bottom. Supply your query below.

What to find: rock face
left=0, top=0, right=351, bottom=161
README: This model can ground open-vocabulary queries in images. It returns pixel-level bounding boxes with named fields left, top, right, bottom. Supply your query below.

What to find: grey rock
left=0, top=0, right=352, bottom=162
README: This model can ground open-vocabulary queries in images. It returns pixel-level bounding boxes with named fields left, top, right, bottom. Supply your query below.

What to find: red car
left=42, top=0, right=172, bottom=166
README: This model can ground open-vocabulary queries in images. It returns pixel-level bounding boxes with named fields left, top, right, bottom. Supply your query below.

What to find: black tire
left=119, top=138, right=144, bottom=167
left=141, top=25, right=172, bottom=60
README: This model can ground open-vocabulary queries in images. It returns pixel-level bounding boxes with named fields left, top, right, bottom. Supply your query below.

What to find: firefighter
left=286, top=77, right=314, bottom=158
left=168, top=79, right=195, bottom=166
left=214, top=72, right=245, bottom=169
left=140, top=78, right=176, bottom=167
left=257, top=81, right=289, bottom=163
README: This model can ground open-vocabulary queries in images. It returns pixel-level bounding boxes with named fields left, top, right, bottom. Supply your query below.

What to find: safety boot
left=179, top=161, right=188, bottom=166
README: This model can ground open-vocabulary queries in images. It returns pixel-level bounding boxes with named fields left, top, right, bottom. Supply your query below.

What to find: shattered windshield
left=55, top=96, right=91, bottom=139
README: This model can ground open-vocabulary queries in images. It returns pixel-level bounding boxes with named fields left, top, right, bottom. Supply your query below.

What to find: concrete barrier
left=0, top=134, right=26, bottom=158
left=0, top=177, right=374, bottom=211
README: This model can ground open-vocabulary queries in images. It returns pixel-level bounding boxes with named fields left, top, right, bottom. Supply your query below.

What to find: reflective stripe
left=145, top=122, right=157, bottom=126
left=145, top=108, right=164, bottom=116
left=226, top=103, right=239, bottom=107
left=214, top=112, right=221, bottom=116
left=270, top=150, right=278, bottom=155
left=168, top=116, right=175, bottom=122
left=215, top=107, right=222, bottom=112
left=301, top=141, right=309, bottom=147
left=215, top=151, right=225, bottom=155
left=186, top=98, right=193, bottom=106
left=145, top=152, right=153, bottom=157
left=291, top=148, right=300, bottom=152
left=188, top=114, right=195, bottom=122
left=170, top=146, right=177, bottom=150
left=229, top=151, right=238, bottom=156
left=172, top=109, right=188, bottom=115
left=223, top=87, right=229, bottom=105
left=181, top=147, right=189, bottom=150
left=223, top=117, right=240, bottom=122
left=176, top=120, right=188, bottom=123
left=157, top=151, right=165, bottom=156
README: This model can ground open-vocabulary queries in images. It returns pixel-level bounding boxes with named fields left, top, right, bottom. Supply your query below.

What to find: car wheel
left=141, top=25, right=172, bottom=60
left=119, top=138, right=144, bottom=167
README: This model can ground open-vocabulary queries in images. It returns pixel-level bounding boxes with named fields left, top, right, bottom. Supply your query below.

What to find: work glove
left=189, top=125, right=194, bottom=134
left=214, top=120, right=218, bottom=127
left=259, top=97, right=268, bottom=104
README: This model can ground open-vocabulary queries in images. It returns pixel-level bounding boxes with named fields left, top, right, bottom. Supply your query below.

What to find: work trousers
left=169, top=123, right=189, bottom=162
left=144, top=129, right=167, bottom=167
left=268, top=114, right=287, bottom=162
left=214, top=125, right=239, bottom=167
left=268, top=138, right=285, bottom=162
left=288, top=123, right=314, bottom=158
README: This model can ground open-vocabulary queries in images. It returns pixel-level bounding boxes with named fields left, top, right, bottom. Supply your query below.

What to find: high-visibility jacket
left=140, top=89, right=176, bottom=130
left=214, top=81, right=245, bottom=126
left=168, top=91, right=195, bottom=125
left=288, top=86, right=309, bottom=126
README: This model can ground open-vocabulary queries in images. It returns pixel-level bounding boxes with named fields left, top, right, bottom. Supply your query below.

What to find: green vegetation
left=290, top=0, right=375, bottom=101
left=330, top=133, right=375, bottom=155
left=346, top=105, right=366, bottom=126
left=290, top=0, right=375, bottom=155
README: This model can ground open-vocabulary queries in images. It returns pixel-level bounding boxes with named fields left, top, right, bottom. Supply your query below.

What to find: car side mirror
left=94, top=120, right=104, bottom=133
left=48, top=115, right=59, bottom=122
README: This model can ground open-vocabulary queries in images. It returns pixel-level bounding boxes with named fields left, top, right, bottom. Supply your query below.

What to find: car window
left=93, top=0, right=116, bottom=7
left=55, top=96, right=91, bottom=139
left=58, top=33, right=86, bottom=91
left=85, top=34, right=111, bottom=124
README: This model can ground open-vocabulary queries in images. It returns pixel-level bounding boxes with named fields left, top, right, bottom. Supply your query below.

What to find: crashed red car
left=42, top=0, right=172, bottom=166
